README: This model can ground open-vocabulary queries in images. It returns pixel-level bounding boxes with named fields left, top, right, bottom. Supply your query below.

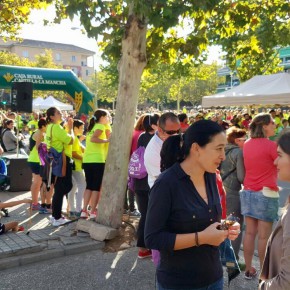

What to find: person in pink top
left=124, top=114, right=146, bottom=216
left=130, top=114, right=146, bottom=155
left=240, top=113, right=278, bottom=280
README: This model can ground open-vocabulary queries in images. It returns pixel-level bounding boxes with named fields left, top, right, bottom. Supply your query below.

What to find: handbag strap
left=49, top=124, right=54, bottom=149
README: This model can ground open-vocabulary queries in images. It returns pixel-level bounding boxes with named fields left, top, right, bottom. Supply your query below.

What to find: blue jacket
left=47, top=148, right=63, bottom=177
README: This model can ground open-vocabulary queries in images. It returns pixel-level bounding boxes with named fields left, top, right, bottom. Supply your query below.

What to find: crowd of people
left=0, top=105, right=289, bottom=289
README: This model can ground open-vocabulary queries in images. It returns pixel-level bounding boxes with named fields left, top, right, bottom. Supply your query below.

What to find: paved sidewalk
left=0, top=190, right=260, bottom=289
left=0, top=190, right=104, bottom=270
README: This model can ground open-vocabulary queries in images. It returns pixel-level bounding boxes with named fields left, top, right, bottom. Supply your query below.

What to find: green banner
left=0, top=65, right=95, bottom=115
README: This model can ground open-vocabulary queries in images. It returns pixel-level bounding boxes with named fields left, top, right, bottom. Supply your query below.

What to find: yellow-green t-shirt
left=83, top=123, right=106, bottom=163
left=45, top=123, right=72, bottom=157
left=27, top=120, right=38, bottom=133
left=103, top=123, right=111, bottom=160
left=274, top=116, right=282, bottom=132
left=27, top=132, right=40, bottom=163
left=72, top=137, right=83, bottom=171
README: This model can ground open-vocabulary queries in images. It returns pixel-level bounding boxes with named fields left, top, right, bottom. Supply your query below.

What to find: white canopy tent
left=202, top=73, right=290, bottom=107
left=37, top=96, right=73, bottom=111
left=32, top=97, right=44, bottom=109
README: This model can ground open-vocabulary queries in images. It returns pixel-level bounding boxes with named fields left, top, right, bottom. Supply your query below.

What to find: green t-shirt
left=72, top=137, right=83, bottom=171
left=45, top=123, right=72, bottom=157
left=27, top=120, right=38, bottom=133
left=83, top=123, right=107, bottom=163
left=103, top=123, right=111, bottom=160
left=27, top=132, right=40, bottom=163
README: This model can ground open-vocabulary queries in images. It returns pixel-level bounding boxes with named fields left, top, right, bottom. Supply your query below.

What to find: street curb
left=0, top=241, right=105, bottom=271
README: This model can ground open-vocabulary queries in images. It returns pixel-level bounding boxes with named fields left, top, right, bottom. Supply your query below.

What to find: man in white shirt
left=144, top=112, right=180, bottom=188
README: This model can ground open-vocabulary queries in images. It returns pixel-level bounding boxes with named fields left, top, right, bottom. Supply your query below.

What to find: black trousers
left=124, top=187, right=136, bottom=212
left=135, top=189, right=149, bottom=248
left=52, top=156, right=73, bottom=220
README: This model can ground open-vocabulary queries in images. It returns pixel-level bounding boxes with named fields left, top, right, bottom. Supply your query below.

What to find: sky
left=20, top=7, right=101, bottom=68
left=19, top=7, right=224, bottom=69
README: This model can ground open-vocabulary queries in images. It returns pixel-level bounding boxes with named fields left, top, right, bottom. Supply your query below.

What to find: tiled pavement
left=0, top=190, right=104, bottom=270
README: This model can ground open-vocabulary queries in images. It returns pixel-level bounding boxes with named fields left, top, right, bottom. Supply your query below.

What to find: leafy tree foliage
left=0, top=51, right=33, bottom=66
left=209, top=1, right=290, bottom=81
left=0, top=0, right=50, bottom=40
left=139, top=62, right=222, bottom=109
left=85, top=70, right=118, bottom=105
left=33, top=49, right=62, bottom=69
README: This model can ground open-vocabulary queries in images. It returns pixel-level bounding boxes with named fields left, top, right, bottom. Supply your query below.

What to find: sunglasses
left=162, top=128, right=180, bottom=135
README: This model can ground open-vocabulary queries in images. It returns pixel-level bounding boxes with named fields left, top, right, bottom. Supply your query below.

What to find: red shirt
left=130, top=129, right=144, bottom=155
left=180, top=123, right=189, bottom=132
left=243, top=138, right=278, bottom=191
left=216, top=170, right=226, bottom=219
left=241, top=119, right=251, bottom=129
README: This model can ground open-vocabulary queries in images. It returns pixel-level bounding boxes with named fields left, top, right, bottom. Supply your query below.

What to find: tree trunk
left=96, top=14, right=147, bottom=229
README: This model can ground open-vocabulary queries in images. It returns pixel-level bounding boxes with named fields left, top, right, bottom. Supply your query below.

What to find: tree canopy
left=0, top=0, right=50, bottom=40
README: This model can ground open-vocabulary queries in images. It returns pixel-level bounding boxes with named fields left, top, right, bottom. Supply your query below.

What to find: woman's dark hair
left=142, top=113, right=160, bottom=133
left=5, top=119, right=14, bottom=127
left=46, top=107, right=58, bottom=124
left=182, top=120, right=224, bottom=157
left=160, top=120, right=224, bottom=171
left=87, top=109, right=108, bottom=132
left=38, top=118, right=47, bottom=129
left=178, top=113, right=188, bottom=123
left=160, top=134, right=184, bottom=172
left=277, top=130, right=290, bottom=156
left=73, top=119, right=84, bottom=129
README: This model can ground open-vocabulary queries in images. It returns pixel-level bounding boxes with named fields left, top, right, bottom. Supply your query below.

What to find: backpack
left=38, top=142, right=48, bottom=166
left=0, top=158, right=9, bottom=191
left=128, top=146, right=147, bottom=179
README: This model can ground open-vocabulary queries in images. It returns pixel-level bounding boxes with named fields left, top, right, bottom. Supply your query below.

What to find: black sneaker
left=244, top=268, right=257, bottom=280
left=130, top=210, right=141, bottom=217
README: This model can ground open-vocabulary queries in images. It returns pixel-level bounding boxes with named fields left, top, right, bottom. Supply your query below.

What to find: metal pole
left=92, top=55, right=98, bottom=110
left=16, top=112, right=19, bottom=158
left=94, top=69, right=98, bottom=109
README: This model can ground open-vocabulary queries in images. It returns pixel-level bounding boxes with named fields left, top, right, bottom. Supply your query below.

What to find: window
left=56, top=53, right=61, bottom=61
left=86, top=70, right=89, bottom=76
left=22, top=51, right=29, bottom=58
left=72, top=55, right=76, bottom=62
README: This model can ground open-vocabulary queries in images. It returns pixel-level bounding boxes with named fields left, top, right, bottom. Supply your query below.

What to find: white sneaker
left=89, top=211, right=97, bottom=219
left=49, top=216, right=55, bottom=224
left=80, top=210, right=88, bottom=219
left=52, top=217, right=69, bottom=227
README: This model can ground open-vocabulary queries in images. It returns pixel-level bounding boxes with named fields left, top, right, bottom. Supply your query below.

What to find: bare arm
left=34, top=130, right=43, bottom=150
left=174, top=223, right=228, bottom=250
left=90, top=129, right=109, bottom=143
left=64, top=118, right=74, bottom=145
left=0, top=199, right=31, bottom=208
left=72, top=151, right=83, bottom=160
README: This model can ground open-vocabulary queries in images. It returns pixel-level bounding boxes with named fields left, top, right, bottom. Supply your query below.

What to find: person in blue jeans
left=145, top=120, right=240, bottom=290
